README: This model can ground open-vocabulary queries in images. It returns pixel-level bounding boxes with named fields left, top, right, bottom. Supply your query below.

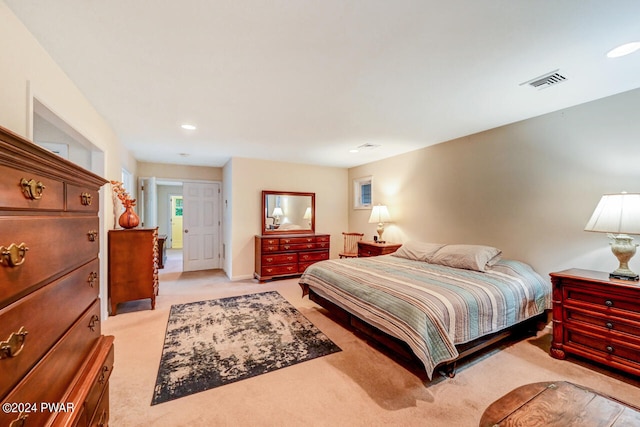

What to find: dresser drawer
left=89, top=383, right=109, bottom=427
left=0, top=300, right=102, bottom=426
left=66, top=183, right=100, bottom=213
left=280, top=236, right=315, bottom=244
left=0, top=216, right=100, bottom=309
left=84, top=344, right=114, bottom=426
left=261, top=264, right=298, bottom=277
left=0, top=259, right=99, bottom=400
left=261, top=238, right=280, bottom=247
left=262, top=253, right=298, bottom=265
left=281, top=242, right=316, bottom=251
left=299, top=250, right=329, bottom=263
left=0, top=164, right=64, bottom=211
left=564, top=285, right=640, bottom=318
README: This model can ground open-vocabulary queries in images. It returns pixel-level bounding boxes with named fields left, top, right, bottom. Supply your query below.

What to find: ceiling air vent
left=520, top=69, right=567, bottom=89
left=357, top=143, right=381, bottom=150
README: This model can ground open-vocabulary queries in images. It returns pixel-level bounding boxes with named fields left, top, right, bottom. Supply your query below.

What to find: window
left=174, top=197, right=183, bottom=216
left=121, top=168, right=133, bottom=195
left=353, top=176, right=372, bottom=209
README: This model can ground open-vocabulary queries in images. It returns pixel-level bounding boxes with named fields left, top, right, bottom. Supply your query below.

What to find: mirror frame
left=261, top=190, right=315, bottom=235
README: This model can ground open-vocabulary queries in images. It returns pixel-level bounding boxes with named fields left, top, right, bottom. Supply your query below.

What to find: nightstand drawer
left=565, top=327, right=640, bottom=365
left=564, top=285, right=639, bottom=313
left=566, top=307, right=640, bottom=338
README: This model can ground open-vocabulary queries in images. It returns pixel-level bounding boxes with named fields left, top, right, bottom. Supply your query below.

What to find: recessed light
left=181, top=124, right=197, bottom=130
left=349, top=149, right=359, bottom=153
left=606, top=41, right=640, bottom=58
left=179, top=153, right=190, bottom=157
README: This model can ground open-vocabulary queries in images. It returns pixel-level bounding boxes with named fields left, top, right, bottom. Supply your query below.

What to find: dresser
left=0, top=126, right=114, bottom=426
left=108, top=228, right=159, bottom=315
left=550, top=268, right=640, bottom=376
left=357, top=241, right=402, bottom=257
left=254, top=234, right=330, bottom=281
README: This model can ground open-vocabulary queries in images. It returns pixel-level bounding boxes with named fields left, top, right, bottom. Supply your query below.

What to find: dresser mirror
left=262, top=190, right=315, bottom=234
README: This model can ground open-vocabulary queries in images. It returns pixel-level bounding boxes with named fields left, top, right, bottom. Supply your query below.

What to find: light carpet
left=103, top=250, right=640, bottom=426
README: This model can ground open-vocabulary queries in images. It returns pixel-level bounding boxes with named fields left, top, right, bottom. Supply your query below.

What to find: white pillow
left=392, top=241, right=445, bottom=262
left=430, top=244, right=502, bottom=272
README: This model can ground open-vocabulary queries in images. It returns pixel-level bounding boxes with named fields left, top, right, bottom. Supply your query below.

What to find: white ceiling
left=6, top=1, right=640, bottom=168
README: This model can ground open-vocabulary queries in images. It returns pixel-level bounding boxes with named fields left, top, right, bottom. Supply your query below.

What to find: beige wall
left=349, top=88, right=640, bottom=278
left=137, top=161, right=223, bottom=181
left=0, top=3, right=136, bottom=319
left=225, top=157, right=348, bottom=279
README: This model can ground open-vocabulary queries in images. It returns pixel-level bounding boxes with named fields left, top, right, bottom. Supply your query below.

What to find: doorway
left=170, top=195, right=183, bottom=249
left=143, top=179, right=222, bottom=273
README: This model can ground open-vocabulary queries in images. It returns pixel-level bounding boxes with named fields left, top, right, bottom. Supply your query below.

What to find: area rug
left=151, top=291, right=341, bottom=405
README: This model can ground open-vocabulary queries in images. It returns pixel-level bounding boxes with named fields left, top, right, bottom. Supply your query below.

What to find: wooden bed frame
left=303, top=284, right=550, bottom=378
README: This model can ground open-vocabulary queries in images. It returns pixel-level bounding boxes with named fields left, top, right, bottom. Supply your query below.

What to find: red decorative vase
left=119, top=205, right=140, bottom=229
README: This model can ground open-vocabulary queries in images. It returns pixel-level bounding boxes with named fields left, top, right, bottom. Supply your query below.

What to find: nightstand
left=357, top=241, right=402, bottom=257
left=549, top=268, right=640, bottom=376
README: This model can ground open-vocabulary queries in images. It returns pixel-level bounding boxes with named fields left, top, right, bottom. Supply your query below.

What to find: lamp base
left=609, top=272, right=639, bottom=281
left=608, top=233, right=639, bottom=281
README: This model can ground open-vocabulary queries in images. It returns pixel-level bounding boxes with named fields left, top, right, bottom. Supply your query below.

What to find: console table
left=254, top=234, right=330, bottom=281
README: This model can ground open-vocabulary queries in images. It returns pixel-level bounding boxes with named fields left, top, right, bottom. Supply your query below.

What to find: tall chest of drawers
left=550, top=268, right=640, bottom=376
left=0, top=126, right=114, bottom=426
left=108, top=228, right=159, bottom=315
left=254, top=234, right=330, bottom=281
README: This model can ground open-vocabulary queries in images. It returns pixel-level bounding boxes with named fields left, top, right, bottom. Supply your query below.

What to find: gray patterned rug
left=151, top=291, right=341, bottom=405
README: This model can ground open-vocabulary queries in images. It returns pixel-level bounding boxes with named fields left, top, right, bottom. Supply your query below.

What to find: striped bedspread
left=298, top=255, right=551, bottom=379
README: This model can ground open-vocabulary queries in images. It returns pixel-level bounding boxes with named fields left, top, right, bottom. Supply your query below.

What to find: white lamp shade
left=272, top=207, right=283, bottom=217
left=303, top=207, right=312, bottom=219
left=368, top=205, right=391, bottom=224
left=584, top=193, right=640, bottom=234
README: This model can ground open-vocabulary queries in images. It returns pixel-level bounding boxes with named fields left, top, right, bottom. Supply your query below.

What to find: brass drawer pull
left=20, top=178, right=46, bottom=200
left=0, top=243, right=29, bottom=267
left=604, top=300, right=614, bottom=307
left=606, top=345, right=614, bottom=353
left=0, top=327, right=29, bottom=359
left=98, top=365, right=110, bottom=385
left=605, top=322, right=614, bottom=330
left=88, top=315, right=100, bottom=332
left=88, top=271, right=98, bottom=287
left=81, top=192, right=93, bottom=206
left=97, top=408, right=108, bottom=427
left=9, top=412, right=28, bottom=427
left=87, top=230, right=98, bottom=242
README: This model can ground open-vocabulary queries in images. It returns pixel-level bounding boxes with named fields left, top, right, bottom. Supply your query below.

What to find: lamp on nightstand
left=303, top=207, right=312, bottom=227
left=368, top=204, right=391, bottom=242
left=272, top=207, right=283, bottom=225
left=584, top=192, right=640, bottom=281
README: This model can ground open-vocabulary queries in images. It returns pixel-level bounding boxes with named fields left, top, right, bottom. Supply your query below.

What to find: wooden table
left=357, top=241, right=402, bottom=257
left=480, top=381, right=640, bottom=426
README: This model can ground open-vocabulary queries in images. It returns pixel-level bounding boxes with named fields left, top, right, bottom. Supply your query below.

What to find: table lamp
left=584, top=192, right=640, bottom=280
left=368, top=205, right=391, bottom=242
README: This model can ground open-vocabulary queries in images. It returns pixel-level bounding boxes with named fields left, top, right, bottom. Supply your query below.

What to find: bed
left=298, top=241, right=552, bottom=379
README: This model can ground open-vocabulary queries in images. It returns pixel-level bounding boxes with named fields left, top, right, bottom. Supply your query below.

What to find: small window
left=354, top=176, right=372, bottom=209
left=174, top=197, right=183, bottom=217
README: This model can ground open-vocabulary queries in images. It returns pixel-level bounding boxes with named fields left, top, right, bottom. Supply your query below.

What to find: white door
left=183, top=181, right=221, bottom=271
